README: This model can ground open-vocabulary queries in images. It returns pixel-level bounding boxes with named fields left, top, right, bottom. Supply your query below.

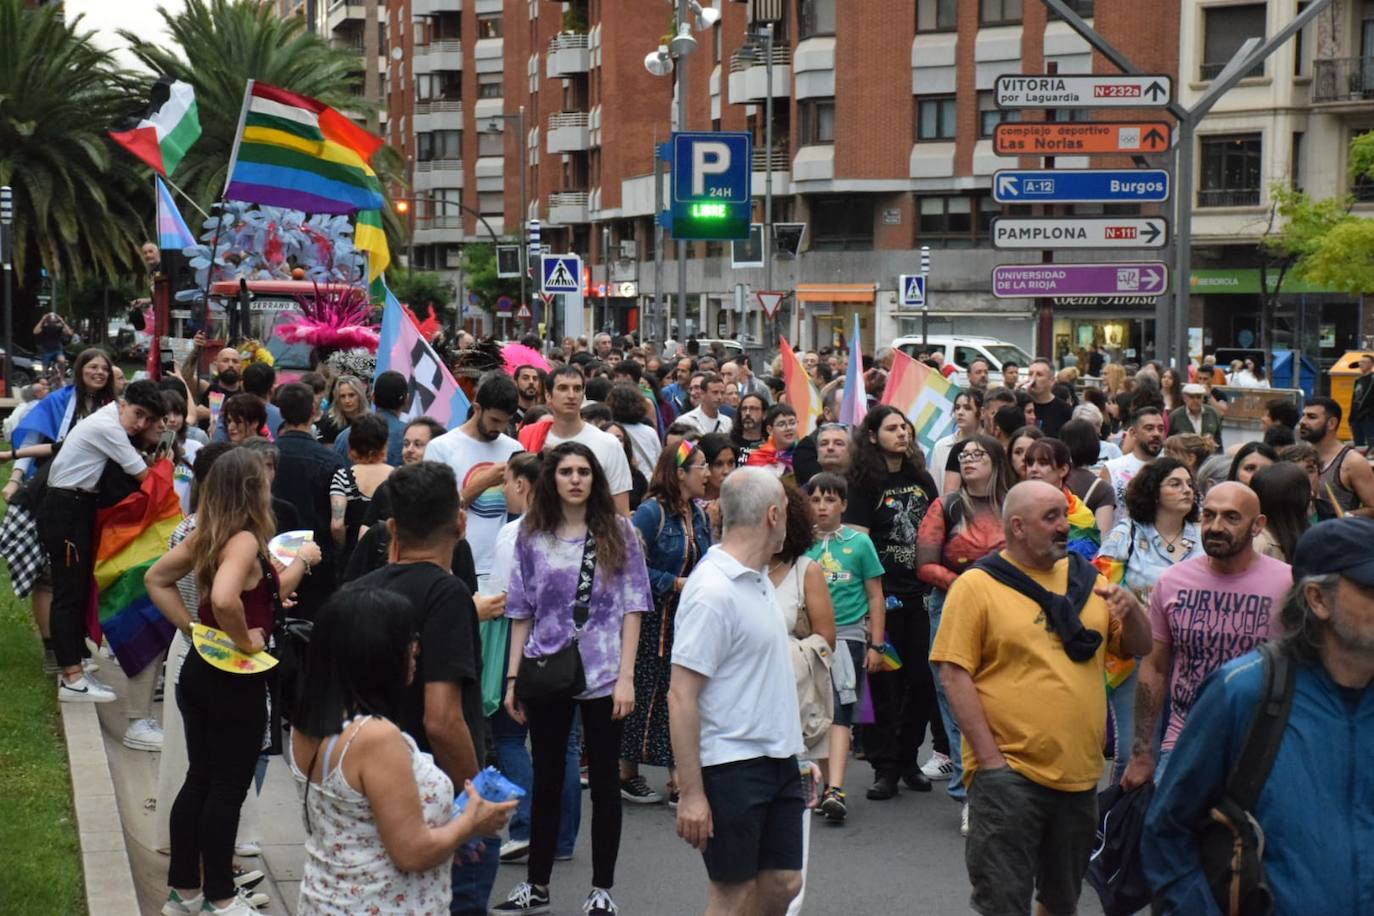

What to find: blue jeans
left=491, top=707, right=581, bottom=856
left=450, top=834, right=500, bottom=916
left=1108, top=667, right=1139, bottom=785
left=927, top=589, right=966, bottom=802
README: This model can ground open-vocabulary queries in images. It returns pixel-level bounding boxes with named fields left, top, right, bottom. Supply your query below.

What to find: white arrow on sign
left=1139, top=265, right=1167, bottom=293
left=756, top=291, right=784, bottom=318
left=991, top=217, right=1169, bottom=250
left=996, top=174, right=1020, bottom=198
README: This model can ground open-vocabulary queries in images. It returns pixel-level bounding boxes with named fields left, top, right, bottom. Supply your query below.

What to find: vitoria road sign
left=993, top=169, right=1171, bottom=203
left=991, top=217, right=1168, bottom=250
left=994, top=75, right=1172, bottom=109
left=993, top=122, right=1171, bottom=156
left=991, top=263, right=1169, bottom=299
left=667, top=131, right=752, bottom=241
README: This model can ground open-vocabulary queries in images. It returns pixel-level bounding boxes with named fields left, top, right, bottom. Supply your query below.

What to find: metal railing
left=415, top=158, right=463, bottom=172
left=1197, top=188, right=1261, bottom=207
left=421, top=39, right=463, bottom=56
left=752, top=145, right=790, bottom=171
left=549, top=32, right=589, bottom=53
left=1200, top=60, right=1263, bottom=81
left=549, top=191, right=589, bottom=207
left=1313, top=57, right=1374, bottom=103
left=415, top=99, right=463, bottom=115
left=729, top=40, right=790, bottom=73
left=548, top=111, right=589, bottom=130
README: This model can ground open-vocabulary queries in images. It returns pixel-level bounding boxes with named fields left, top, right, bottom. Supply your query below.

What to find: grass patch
left=0, top=454, right=87, bottom=913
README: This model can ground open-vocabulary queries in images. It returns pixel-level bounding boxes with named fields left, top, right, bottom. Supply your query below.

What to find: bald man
left=184, top=337, right=243, bottom=426
left=932, top=481, right=1151, bottom=915
left=1120, top=482, right=1293, bottom=790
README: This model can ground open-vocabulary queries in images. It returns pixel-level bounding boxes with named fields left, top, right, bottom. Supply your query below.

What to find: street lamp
left=482, top=106, right=529, bottom=321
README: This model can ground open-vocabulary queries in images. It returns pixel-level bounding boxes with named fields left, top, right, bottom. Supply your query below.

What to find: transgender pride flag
left=156, top=177, right=195, bottom=251
left=880, top=348, right=957, bottom=454
left=375, top=282, right=471, bottom=429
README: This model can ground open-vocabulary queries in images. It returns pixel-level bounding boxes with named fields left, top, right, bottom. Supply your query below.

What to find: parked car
left=892, top=335, right=1033, bottom=388
left=0, top=343, right=41, bottom=391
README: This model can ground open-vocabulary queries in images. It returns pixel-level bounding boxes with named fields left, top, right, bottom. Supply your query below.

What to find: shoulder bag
left=514, top=530, right=596, bottom=702
left=265, top=554, right=313, bottom=754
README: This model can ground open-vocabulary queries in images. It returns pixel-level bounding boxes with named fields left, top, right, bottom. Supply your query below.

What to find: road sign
left=993, top=169, right=1171, bottom=203
left=541, top=254, right=581, bottom=293
left=899, top=274, right=927, bottom=308
left=665, top=131, right=753, bottom=241
left=496, top=295, right=513, bottom=313
left=540, top=292, right=556, bottom=308
left=994, top=74, right=1172, bottom=109
left=517, top=303, right=532, bottom=319
left=991, top=217, right=1168, bottom=250
left=756, top=291, right=784, bottom=318
left=991, top=263, right=1169, bottom=299
left=993, top=122, right=1171, bottom=156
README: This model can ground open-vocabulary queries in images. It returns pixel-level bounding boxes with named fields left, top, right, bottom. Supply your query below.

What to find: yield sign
left=756, top=291, right=784, bottom=318
left=540, top=292, right=556, bottom=308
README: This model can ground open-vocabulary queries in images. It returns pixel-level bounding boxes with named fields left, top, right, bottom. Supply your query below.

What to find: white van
left=891, top=335, right=1033, bottom=388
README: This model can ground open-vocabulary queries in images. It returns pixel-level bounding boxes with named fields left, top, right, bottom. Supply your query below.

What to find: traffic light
left=496, top=245, right=521, bottom=278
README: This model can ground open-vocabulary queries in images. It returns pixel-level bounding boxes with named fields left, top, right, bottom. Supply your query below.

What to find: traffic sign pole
left=920, top=246, right=931, bottom=351
left=1, top=185, right=11, bottom=397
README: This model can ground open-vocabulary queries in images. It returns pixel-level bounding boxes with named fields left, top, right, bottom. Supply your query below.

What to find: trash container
left=1271, top=349, right=1320, bottom=398
left=1327, top=350, right=1374, bottom=441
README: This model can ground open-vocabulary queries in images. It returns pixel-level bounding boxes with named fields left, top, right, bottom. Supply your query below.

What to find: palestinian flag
left=110, top=77, right=201, bottom=177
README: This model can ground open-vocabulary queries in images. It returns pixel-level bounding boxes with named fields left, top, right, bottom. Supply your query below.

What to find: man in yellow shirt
left=931, top=480, right=1152, bottom=916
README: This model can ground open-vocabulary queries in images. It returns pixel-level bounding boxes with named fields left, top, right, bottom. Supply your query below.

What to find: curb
left=61, top=702, right=142, bottom=916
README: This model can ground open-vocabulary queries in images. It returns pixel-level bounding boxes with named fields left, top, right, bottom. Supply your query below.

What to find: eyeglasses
left=957, top=449, right=990, bottom=463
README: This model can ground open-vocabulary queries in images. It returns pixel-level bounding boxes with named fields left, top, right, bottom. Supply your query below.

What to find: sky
left=65, top=0, right=186, bottom=70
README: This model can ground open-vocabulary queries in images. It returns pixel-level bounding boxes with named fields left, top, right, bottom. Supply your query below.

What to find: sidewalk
left=86, top=655, right=306, bottom=916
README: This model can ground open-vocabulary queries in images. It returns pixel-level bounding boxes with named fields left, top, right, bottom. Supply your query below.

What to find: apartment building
left=1181, top=0, right=1374, bottom=363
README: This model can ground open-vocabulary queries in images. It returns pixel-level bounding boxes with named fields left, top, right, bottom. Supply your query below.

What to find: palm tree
left=0, top=0, right=149, bottom=286
left=121, top=0, right=405, bottom=236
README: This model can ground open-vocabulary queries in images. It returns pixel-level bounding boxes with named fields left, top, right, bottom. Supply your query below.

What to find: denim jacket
left=1098, top=517, right=1203, bottom=603
left=631, top=498, right=712, bottom=599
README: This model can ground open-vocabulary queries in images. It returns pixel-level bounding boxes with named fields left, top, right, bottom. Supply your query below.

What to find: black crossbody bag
left=262, top=554, right=313, bottom=754
left=514, top=530, right=596, bottom=702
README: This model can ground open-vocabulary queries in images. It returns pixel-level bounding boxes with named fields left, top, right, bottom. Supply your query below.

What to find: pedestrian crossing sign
left=542, top=254, right=581, bottom=294
left=900, top=274, right=927, bottom=308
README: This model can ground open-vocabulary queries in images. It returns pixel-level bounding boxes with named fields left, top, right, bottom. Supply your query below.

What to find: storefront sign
left=1188, top=269, right=1342, bottom=296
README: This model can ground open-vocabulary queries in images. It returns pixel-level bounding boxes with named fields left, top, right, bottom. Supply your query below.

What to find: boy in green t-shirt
left=805, top=472, right=886, bottom=823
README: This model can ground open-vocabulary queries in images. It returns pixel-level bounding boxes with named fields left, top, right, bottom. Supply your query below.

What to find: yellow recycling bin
left=1328, top=350, right=1374, bottom=441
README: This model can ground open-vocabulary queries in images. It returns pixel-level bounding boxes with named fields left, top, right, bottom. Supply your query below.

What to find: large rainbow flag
left=778, top=335, right=823, bottom=438
left=224, top=81, right=385, bottom=215
left=90, top=462, right=185, bottom=676
left=879, top=348, right=958, bottom=453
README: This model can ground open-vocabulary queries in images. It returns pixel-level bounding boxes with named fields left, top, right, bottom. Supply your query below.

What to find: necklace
left=1159, top=527, right=1185, bottom=554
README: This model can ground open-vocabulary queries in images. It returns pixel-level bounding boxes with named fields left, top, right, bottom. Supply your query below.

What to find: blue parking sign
left=666, top=131, right=752, bottom=241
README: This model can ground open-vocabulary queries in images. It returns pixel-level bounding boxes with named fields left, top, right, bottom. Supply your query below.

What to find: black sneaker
left=583, top=888, right=618, bottom=915
left=866, top=774, right=899, bottom=800
left=819, top=786, right=848, bottom=822
left=619, top=775, right=663, bottom=804
left=490, top=882, right=551, bottom=914
left=901, top=767, right=933, bottom=792
left=668, top=790, right=680, bottom=809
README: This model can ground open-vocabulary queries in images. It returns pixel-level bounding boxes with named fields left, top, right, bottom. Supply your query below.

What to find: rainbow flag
left=779, top=335, right=823, bottom=438
left=355, top=208, right=390, bottom=284
left=838, top=312, right=868, bottom=427
left=90, top=462, right=185, bottom=676
left=1092, top=543, right=1137, bottom=693
left=876, top=640, right=903, bottom=672
left=880, top=348, right=957, bottom=453
left=224, top=80, right=385, bottom=215
left=1065, top=490, right=1100, bottom=561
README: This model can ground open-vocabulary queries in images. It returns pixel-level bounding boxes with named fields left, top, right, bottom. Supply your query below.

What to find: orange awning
left=794, top=283, right=877, bottom=303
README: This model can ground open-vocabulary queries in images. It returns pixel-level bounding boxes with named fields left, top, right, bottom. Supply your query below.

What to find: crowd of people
left=1, top=328, right=1372, bottom=916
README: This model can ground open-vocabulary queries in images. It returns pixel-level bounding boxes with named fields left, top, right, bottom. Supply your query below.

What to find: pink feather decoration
left=274, top=284, right=380, bottom=353
left=501, top=343, right=550, bottom=375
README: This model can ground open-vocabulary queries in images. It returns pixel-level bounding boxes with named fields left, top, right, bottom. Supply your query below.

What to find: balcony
left=548, top=191, right=590, bottom=225
left=414, top=158, right=464, bottom=192
left=413, top=0, right=462, bottom=14
left=547, top=111, right=590, bottom=153
left=326, top=0, right=365, bottom=33
left=414, top=40, right=463, bottom=75
left=547, top=32, right=590, bottom=77
left=413, top=98, right=462, bottom=133
left=752, top=143, right=790, bottom=197
left=728, top=41, right=790, bottom=105
left=1313, top=57, right=1374, bottom=108
left=1197, top=188, right=1260, bottom=208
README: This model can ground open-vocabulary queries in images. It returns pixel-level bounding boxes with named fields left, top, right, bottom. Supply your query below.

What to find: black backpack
left=1193, top=640, right=1296, bottom=916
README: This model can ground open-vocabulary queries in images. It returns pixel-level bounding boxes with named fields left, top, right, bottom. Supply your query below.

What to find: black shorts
left=966, top=766, right=1098, bottom=916
left=700, top=756, right=804, bottom=884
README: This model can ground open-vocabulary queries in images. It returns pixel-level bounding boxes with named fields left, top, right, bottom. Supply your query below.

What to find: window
left=799, top=98, right=835, bottom=144
left=980, top=0, right=1022, bottom=26
left=416, top=72, right=461, bottom=102
left=478, top=130, right=504, bottom=157
left=917, top=0, right=958, bottom=31
left=918, top=194, right=997, bottom=247
left=917, top=95, right=957, bottom=141
left=1291, top=131, right=1304, bottom=191
left=1048, top=0, right=1094, bottom=18
left=477, top=13, right=502, bottom=38
left=1199, top=133, right=1262, bottom=207
left=1202, top=3, right=1265, bottom=80
left=478, top=72, right=503, bottom=99
left=799, top=0, right=836, bottom=37
left=430, top=188, right=462, bottom=227
left=978, top=91, right=1019, bottom=137
left=417, top=130, right=461, bottom=161
left=478, top=191, right=505, bottom=216
left=809, top=196, right=874, bottom=251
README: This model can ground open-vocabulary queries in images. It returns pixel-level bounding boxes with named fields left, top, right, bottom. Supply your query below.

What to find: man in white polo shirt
left=670, top=468, right=804, bottom=916
left=678, top=372, right=734, bottom=436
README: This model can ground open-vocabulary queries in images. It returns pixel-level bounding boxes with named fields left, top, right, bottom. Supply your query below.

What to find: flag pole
left=196, top=79, right=255, bottom=344
left=161, top=172, right=211, bottom=221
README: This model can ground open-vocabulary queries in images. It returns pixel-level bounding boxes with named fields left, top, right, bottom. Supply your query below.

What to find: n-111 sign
left=991, top=217, right=1168, bottom=250
left=993, top=169, right=1171, bottom=203
left=994, top=75, right=1172, bottom=109
left=666, top=131, right=752, bottom=241
left=991, top=263, right=1169, bottom=299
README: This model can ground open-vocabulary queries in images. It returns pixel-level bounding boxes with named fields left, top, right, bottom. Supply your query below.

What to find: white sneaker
left=921, top=751, right=955, bottom=781
left=82, top=657, right=101, bottom=674
left=499, top=838, right=531, bottom=862
left=123, top=718, right=164, bottom=751
left=234, top=840, right=262, bottom=858
left=58, top=675, right=116, bottom=704
left=160, top=889, right=201, bottom=915
left=960, top=801, right=970, bottom=838
left=203, top=889, right=264, bottom=914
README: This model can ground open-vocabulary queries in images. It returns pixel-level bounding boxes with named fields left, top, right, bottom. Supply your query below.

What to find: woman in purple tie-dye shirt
left=497, top=442, right=651, bottom=916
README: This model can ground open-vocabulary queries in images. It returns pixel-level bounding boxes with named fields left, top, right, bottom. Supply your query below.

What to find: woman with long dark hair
left=620, top=436, right=712, bottom=804
left=290, top=588, right=516, bottom=915
left=495, top=442, right=651, bottom=916
left=1022, top=437, right=1104, bottom=560
left=1249, top=462, right=1311, bottom=562
left=843, top=405, right=941, bottom=800
left=146, top=449, right=322, bottom=916
left=1228, top=441, right=1278, bottom=486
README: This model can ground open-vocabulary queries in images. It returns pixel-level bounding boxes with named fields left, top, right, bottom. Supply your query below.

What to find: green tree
left=1272, top=130, right=1374, bottom=296
left=1257, top=184, right=1352, bottom=347
left=463, top=244, right=521, bottom=316
left=119, top=0, right=406, bottom=243
left=0, top=0, right=149, bottom=287
left=389, top=270, right=454, bottom=315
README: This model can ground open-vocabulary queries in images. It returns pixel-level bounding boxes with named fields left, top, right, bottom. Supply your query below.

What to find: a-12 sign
left=994, top=74, right=1172, bottom=109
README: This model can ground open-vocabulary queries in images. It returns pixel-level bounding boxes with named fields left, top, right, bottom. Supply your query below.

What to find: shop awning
left=795, top=283, right=877, bottom=303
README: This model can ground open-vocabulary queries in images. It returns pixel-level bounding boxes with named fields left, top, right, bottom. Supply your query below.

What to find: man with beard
left=932, top=481, right=1152, bottom=916
left=424, top=373, right=525, bottom=589
left=1027, top=358, right=1072, bottom=437
left=1298, top=396, right=1374, bottom=516
left=730, top=394, right=768, bottom=467
left=512, top=364, right=546, bottom=429
left=1142, top=517, right=1374, bottom=916
left=1101, top=406, right=1166, bottom=518
left=184, top=339, right=242, bottom=429
left=1119, top=483, right=1291, bottom=789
